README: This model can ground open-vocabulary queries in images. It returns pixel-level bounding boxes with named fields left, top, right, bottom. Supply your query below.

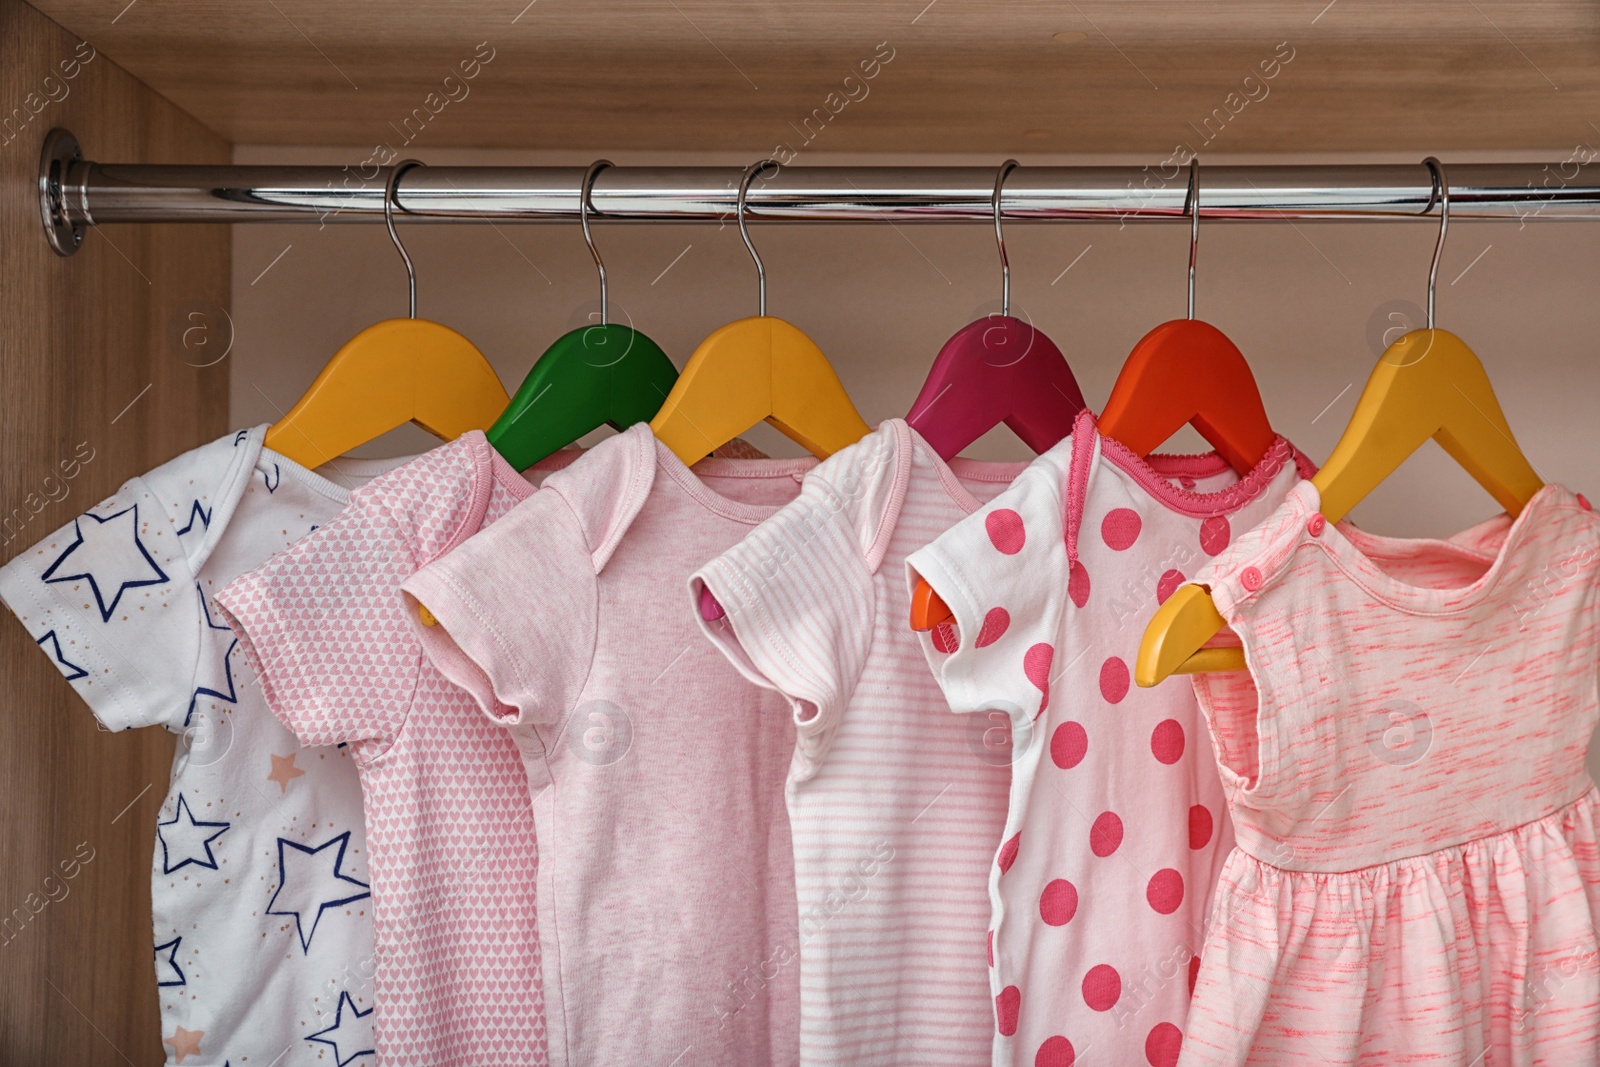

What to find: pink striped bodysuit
left=1179, top=480, right=1600, bottom=1066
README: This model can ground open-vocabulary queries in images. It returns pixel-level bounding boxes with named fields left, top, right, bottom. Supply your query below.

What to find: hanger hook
left=581, top=160, right=613, bottom=325
left=1423, top=157, right=1448, bottom=330
left=991, top=160, right=1020, bottom=318
left=385, top=159, right=425, bottom=319
left=1185, top=158, right=1200, bottom=320
left=739, top=159, right=780, bottom=316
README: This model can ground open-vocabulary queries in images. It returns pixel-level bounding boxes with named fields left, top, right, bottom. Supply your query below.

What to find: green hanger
left=487, top=160, right=680, bottom=470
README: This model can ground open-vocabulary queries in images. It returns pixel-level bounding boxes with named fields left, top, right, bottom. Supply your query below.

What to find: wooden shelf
left=29, top=0, right=1600, bottom=153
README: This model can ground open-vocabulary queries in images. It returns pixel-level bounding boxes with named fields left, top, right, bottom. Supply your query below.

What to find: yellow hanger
left=1137, top=159, right=1544, bottom=687
left=649, top=160, right=870, bottom=464
left=265, top=160, right=510, bottom=469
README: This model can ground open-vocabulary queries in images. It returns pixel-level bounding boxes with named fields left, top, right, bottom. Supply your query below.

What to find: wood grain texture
left=0, top=2, right=229, bottom=1064
left=22, top=0, right=1600, bottom=155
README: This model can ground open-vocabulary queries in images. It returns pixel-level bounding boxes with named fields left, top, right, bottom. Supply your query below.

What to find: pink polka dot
left=987, top=929, right=994, bottom=967
left=1155, top=569, right=1185, bottom=604
left=1081, top=964, right=1121, bottom=1011
left=1151, top=719, right=1185, bottom=765
left=975, top=607, right=1010, bottom=648
left=1089, top=812, right=1123, bottom=857
left=1146, top=869, right=1184, bottom=914
left=1039, top=878, right=1078, bottom=926
left=1188, top=804, right=1214, bottom=850
left=996, top=985, right=1021, bottom=1036
left=1099, top=656, right=1129, bottom=704
left=930, top=622, right=959, bottom=655
left=1189, top=955, right=1201, bottom=993
left=1199, top=515, right=1231, bottom=556
left=1101, top=508, right=1142, bottom=551
left=1036, top=1036, right=1076, bottom=1067
left=1068, top=560, right=1091, bottom=608
left=1025, top=643, right=1054, bottom=714
left=1024, top=643, right=1054, bottom=690
left=1145, top=1022, right=1183, bottom=1067
left=1050, top=721, right=1087, bottom=770
left=997, top=832, right=1021, bottom=874
left=987, top=509, right=1027, bottom=555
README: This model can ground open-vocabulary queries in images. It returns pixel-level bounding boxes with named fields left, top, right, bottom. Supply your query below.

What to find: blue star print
left=306, top=990, right=375, bottom=1065
left=176, top=500, right=211, bottom=536
left=267, top=831, right=370, bottom=953
left=41, top=505, right=169, bottom=621
left=157, top=794, right=230, bottom=874
left=186, top=585, right=238, bottom=726
left=35, top=630, right=87, bottom=681
left=155, top=937, right=186, bottom=987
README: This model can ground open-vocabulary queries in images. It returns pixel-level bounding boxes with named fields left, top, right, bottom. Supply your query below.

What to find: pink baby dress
left=1179, top=480, right=1600, bottom=1066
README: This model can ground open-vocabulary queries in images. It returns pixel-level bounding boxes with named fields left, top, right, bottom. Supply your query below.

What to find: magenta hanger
left=905, top=160, right=1086, bottom=461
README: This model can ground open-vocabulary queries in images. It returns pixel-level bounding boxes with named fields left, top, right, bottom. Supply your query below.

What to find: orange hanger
left=911, top=159, right=1277, bottom=633
left=1099, top=159, right=1275, bottom=474
left=1138, top=158, right=1544, bottom=686
left=650, top=160, right=870, bottom=465
left=265, top=160, right=510, bottom=469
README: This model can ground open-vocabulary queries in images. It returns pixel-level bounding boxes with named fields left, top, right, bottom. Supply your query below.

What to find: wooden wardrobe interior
left=5, top=0, right=1600, bottom=1061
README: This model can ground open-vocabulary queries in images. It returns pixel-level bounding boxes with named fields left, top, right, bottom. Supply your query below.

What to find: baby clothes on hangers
left=0, top=427, right=404, bottom=1067
left=905, top=410, right=1314, bottom=1067
left=1179, top=480, right=1600, bottom=1066
left=691, top=419, right=1026, bottom=1067
left=397, top=423, right=808, bottom=1067
left=215, top=432, right=579, bottom=1067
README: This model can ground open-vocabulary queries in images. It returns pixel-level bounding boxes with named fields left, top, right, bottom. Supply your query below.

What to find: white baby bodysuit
left=0, top=427, right=404, bottom=1067
left=906, top=410, right=1313, bottom=1067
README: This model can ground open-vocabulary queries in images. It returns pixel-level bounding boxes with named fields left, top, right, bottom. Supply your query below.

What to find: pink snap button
left=1580, top=493, right=1593, bottom=512
left=1240, top=565, right=1264, bottom=592
left=1307, top=512, right=1326, bottom=537
left=698, top=585, right=726, bottom=621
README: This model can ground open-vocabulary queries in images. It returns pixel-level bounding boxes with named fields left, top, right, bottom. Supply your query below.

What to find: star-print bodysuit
left=0, top=427, right=403, bottom=1066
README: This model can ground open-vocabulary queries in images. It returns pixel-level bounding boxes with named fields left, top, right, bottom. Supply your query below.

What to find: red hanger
left=907, top=317, right=1086, bottom=460
left=906, top=161, right=1086, bottom=461
left=907, top=161, right=1086, bottom=632
left=910, top=159, right=1274, bottom=634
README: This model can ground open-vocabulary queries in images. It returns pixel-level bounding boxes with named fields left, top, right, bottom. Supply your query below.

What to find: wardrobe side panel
left=0, top=3, right=229, bottom=1064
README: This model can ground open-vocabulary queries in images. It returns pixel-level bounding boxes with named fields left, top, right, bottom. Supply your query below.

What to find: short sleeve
left=0, top=432, right=259, bottom=734
left=214, top=495, right=421, bottom=751
left=402, top=488, right=597, bottom=728
left=691, top=457, right=879, bottom=743
left=907, top=461, right=1068, bottom=722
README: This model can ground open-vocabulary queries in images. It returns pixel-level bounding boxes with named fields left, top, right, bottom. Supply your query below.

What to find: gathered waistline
left=1228, top=783, right=1600, bottom=885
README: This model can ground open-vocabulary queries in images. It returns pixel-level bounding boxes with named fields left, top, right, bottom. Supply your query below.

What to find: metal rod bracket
left=40, top=128, right=85, bottom=257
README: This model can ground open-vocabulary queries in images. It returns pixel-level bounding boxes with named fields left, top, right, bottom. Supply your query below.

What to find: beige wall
left=232, top=145, right=1600, bottom=543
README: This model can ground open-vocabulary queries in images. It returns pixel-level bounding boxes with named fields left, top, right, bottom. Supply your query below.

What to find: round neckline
left=1096, top=425, right=1312, bottom=519
left=269, top=445, right=418, bottom=504
left=893, top=420, right=1033, bottom=514
left=652, top=436, right=819, bottom=524
left=488, top=440, right=585, bottom=503
left=1295, top=480, right=1567, bottom=615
